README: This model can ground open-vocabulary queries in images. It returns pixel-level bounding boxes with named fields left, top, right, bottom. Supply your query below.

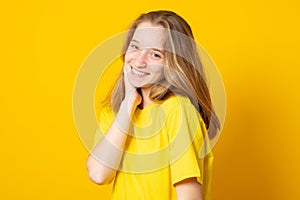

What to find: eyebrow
left=130, top=39, right=165, bottom=54
left=131, top=39, right=139, bottom=43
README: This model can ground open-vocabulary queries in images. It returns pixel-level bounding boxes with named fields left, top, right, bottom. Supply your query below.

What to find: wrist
left=121, top=96, right=137, bottom=114
left=114, top=100, right=135, bottom=133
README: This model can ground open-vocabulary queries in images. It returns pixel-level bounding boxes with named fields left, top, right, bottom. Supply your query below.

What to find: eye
left=129, top=43, right=139, bottom=50
left=150, top=51, right=163, bottom=59
left=153, top=53, right=161, bottom=58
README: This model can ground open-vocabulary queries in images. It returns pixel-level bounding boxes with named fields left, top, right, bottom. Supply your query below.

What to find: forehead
left=132, top=22, right=166, bottom=49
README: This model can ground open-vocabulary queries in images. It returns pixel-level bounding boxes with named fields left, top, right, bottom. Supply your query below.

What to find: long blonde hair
left=104, top=10, right=220, bottom=139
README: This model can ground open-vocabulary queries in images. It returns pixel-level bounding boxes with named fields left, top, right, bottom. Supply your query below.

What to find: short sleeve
left=93, top=106, right=114, bottom=148
left=166, top=98, right=207, bottom=186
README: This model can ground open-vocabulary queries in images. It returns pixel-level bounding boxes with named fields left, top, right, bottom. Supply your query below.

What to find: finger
left=123, top=66, right=134, bottom=93
left=123, top=67, right=129, bottom=84
left=123, top=64, right=131, bottom=74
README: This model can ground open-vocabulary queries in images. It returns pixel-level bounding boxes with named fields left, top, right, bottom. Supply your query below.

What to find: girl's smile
left=124, top=22, right=165, bottom=88
left=130, top=66, right=150, bottom=77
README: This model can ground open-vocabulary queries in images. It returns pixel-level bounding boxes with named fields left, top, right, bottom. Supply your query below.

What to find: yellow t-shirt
left=94, top=95, right=214, bottom=200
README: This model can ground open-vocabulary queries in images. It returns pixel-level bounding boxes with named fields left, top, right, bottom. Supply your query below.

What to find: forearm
left=86, top=100, right=135, bottom=184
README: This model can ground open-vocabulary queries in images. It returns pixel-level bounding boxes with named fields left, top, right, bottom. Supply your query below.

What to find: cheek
left=124, top=50, right=133, bottom=62
left=152, top=64, right=164, bottom=73
left=152, top=66, right=164, bottom=78
left=124, top=53, right=130, bottom=63
left=124, top=50, right=137, bottom=63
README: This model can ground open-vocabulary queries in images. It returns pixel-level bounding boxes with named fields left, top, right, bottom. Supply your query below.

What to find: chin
left=128, top=78, right=147, bottom=87
left=129, top=80, right=143, bottom=88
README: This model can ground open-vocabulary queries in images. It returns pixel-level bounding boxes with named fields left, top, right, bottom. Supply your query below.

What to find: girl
left=87, top=10, right=220, bottom=200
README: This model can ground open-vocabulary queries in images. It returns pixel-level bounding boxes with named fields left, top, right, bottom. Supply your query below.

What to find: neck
left=139, top=87, right=152, bottom=109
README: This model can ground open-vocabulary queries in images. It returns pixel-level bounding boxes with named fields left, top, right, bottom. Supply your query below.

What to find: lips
left=131, top=67, right=150, bottom=77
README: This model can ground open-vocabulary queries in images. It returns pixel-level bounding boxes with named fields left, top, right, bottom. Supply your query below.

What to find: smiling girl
left=86, top=10, right=220, bottom=200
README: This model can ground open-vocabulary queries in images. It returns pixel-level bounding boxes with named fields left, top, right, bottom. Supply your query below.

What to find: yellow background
left=1, top=0, right=300, bottom=199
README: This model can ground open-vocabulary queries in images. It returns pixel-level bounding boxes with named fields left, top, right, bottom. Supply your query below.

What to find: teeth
left=132, top=68, right=145, bottom=76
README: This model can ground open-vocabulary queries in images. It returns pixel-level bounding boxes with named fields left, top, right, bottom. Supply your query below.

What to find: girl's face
left=124, top=22, right=165, bottom=89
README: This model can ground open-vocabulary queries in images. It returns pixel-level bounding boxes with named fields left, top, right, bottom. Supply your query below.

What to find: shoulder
left=99, top=105, right=114, bottom=115
left=98, top=105, right=115, bottom=124
left=161, top=95, right=196, bottom=113
left=161, top=96, right=202, bottom=124
left=162, top=95, right=206, bottom=132
left=161, top=95, right=201, bottom=124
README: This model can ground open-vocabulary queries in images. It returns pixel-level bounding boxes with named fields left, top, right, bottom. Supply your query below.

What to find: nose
left=133, top=49, right=147, bottom=68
